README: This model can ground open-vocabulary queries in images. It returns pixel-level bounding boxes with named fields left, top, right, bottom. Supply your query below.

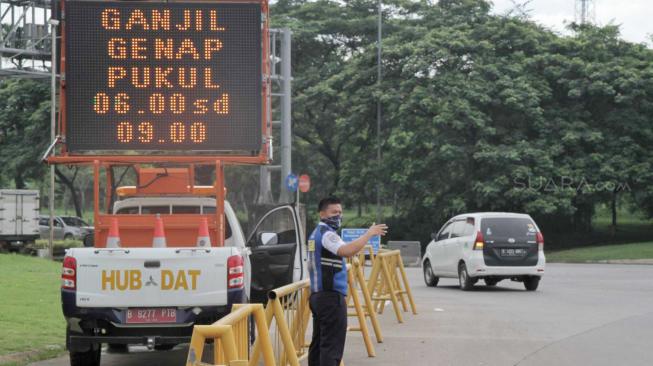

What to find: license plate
left=500, top=248, right=526, bottom=257
left=126, top=308, right=176, bottom=324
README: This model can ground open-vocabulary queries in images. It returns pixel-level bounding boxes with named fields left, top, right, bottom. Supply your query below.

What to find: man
left=307, top=196, right=388, bottom=366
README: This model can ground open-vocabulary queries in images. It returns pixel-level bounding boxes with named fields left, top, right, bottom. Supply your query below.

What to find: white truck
left=61, top=168, right=307, bottom=366
left=0, top=189, right=40, bottom=252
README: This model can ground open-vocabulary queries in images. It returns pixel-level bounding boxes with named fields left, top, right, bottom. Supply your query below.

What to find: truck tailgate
left=71, top=247, right=233, bottom=308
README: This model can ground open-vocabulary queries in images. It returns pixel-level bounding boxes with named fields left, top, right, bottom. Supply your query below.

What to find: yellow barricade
left=345, top=258, right=384, bottom=357
left=250, top=279, right=312, bottom=366
left=186, top=253, right=397, bottom=366
left=357, top=244, right=376, bottom=274
left=186, top=303, right=276, bottom=366
left=367, top=250, right=417, bottom=323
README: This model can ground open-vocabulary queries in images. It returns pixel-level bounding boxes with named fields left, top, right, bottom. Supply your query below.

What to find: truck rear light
left=227, top=255, right=244, bottom=289
left=62, top=256, right=77, bottom=290
left=536, top=232, right=544, bottom=251
left=473, top=231, right=484, bottom=250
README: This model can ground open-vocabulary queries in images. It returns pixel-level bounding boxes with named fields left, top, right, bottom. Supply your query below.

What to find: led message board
left=65, top=1, right=262, bottom=154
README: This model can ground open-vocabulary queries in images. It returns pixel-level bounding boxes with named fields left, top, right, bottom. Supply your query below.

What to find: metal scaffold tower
left=575, top=0, right=596, bottom=25
left=258, top=28, right=292, bottom=204
left=0, top=0, right=54, bottom=78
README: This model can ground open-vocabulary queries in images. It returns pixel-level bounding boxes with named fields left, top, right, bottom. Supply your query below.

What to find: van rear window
left=480, top=218, right=537, bottom=240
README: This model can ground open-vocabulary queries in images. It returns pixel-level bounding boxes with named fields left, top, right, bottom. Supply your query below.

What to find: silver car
left=39, top=215, right=93, bottom=241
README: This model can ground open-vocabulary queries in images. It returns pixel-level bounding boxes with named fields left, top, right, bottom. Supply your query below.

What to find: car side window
left=450, top=220, right=466, bottom=238
left=462, top=218, right=475, bottom=237
left=437, top=222, right=453, bottom=241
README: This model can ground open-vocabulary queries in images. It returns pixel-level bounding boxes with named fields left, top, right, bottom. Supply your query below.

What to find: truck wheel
left=69, top=347, right=101, bottom=366
left=64, top=233, right=74, bottom=241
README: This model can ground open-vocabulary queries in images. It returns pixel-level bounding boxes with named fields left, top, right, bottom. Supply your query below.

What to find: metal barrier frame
left=367, top=250, right=417, bottom=323
left=250, top=279, right=311, bottom=366
left=186, top=304, right=276, bottom=366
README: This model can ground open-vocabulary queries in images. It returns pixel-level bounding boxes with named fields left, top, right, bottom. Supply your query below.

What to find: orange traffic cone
left=106, top=217, right=121, bottom=248
left=196, top=218, right=211, bottom=248
left=152, top=214, right=167, bottom=248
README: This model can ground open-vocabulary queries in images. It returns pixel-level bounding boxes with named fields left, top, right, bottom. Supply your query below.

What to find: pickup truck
left=62, top=168, right=307, bottom=366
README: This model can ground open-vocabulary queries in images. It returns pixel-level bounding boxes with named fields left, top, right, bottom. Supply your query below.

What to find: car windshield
left=480, top=217, right=537, bottom=241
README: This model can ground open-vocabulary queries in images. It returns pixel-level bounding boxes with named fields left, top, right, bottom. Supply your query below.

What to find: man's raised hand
left=368, top=223, right=388, bottom=237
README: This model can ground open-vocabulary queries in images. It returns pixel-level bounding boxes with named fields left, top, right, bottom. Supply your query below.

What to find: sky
left=490, top=0, right=652, bottom=45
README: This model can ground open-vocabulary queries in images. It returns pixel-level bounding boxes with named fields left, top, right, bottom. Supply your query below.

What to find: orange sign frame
left=46, top=0, right=271, bottom=248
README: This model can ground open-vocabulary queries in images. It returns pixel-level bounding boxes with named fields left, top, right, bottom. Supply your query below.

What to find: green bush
left=34, top=239, right=82, bottom=250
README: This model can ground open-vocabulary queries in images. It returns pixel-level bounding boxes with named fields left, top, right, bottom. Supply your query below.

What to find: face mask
left=321, top=215, right=342, bottom=230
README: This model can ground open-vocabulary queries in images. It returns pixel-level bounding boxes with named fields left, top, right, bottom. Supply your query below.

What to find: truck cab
left=61, top=166, right=307, bottom=366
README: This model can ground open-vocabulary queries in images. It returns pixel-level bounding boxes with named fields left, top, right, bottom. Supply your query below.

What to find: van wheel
left=458, top=263, right=474, bottom=291
left=484, top=279, right=499, bottom=287
left=423, top=260, right=439, bottom=287
left=524, top=276, right=540, bottom=291
left=70, top=346, right=101, bottom=366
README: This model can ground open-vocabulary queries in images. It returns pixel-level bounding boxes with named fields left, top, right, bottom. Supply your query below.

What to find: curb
left=592, top=259, right=653, bottom=265
left=549, top=259, right=653, bottom=265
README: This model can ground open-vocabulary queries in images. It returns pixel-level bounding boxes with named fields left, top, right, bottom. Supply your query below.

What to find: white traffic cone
left=106, top=217, right=121, bottom=248
left=152, top=214, right=167, bottom=248
left=196, top=218, right=211, bottom=248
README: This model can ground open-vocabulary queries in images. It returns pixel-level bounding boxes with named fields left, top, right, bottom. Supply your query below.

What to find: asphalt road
left=31, top=263, right=653, bottom=366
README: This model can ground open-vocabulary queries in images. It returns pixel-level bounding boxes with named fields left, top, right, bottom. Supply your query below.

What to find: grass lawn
left=546, top=241, right=653, bottom=263
left=0, top=254, right=66, bottom=365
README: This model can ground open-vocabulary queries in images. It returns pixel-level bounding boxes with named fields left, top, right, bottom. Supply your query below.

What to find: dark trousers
left=308, top=291, right=347, bottom=366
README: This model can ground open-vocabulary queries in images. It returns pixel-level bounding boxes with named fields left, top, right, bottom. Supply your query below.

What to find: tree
left=271, top=0, right=386, bottom=200
left=323, top=0, right=653, bottom=243
left=0, top=79, right=50, bottom=188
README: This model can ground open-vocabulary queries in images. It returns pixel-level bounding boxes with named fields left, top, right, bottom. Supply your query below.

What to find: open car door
left=247, top=204, right=306, bottom=303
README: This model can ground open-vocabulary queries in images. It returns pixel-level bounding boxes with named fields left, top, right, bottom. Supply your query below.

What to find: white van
left=422, top=212, right=545, bottom=291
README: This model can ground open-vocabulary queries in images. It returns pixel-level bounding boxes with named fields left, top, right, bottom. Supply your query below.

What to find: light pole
left=376, top=0, right=382, bottom=224
left=49, top=18, right=59, bottom=259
